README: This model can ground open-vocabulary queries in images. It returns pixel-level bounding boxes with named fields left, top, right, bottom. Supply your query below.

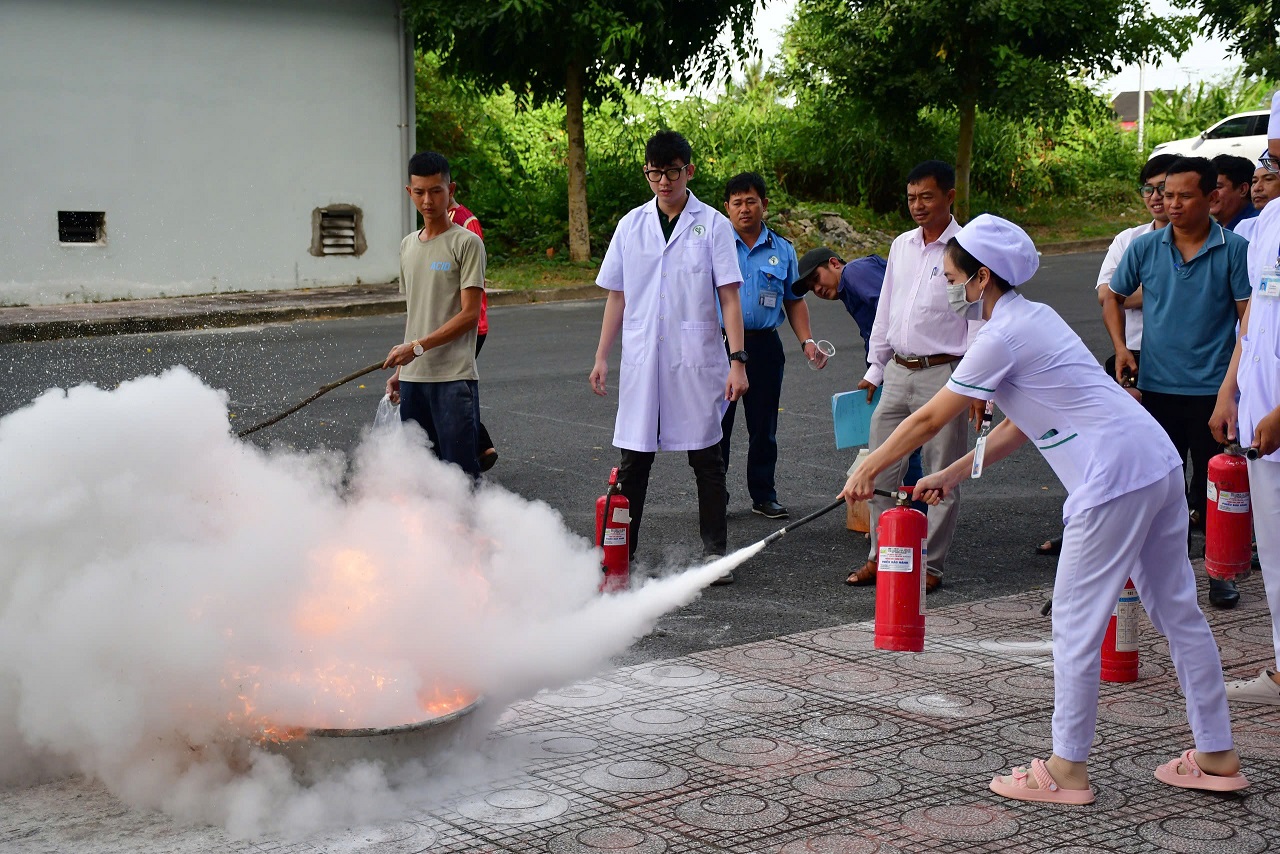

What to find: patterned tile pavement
left=5, top=577, right=1280, bottom=853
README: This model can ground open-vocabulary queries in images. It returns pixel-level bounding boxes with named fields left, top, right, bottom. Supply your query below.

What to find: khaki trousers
left=866, top=360, right=969, bottom=578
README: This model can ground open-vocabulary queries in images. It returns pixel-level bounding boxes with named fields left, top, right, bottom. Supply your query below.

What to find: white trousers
left=1052, top=467, right=1234, bottom=762
left=1248, top=458, right=1280, bottom=668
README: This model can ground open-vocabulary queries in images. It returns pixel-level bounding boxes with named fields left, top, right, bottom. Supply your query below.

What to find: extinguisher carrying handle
left=1224, top=443, right=1262, bottom=460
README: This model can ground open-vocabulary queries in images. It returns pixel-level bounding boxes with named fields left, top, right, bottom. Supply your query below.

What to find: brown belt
left=893, top=353, right=961, bottom=370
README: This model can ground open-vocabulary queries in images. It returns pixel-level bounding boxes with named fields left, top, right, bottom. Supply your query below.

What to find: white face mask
left=947, top=271, right=983, bottom=318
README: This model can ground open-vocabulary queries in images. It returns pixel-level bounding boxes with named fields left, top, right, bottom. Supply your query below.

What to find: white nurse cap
left=954, top=214, right=1040, bottom=288
left=1271, top=91, right=1280, bottom=142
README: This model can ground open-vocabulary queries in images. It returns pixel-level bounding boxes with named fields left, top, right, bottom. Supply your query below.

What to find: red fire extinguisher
left=595, top=467, right=630, bottom=593
left=874, top=489, right=927, bottom=652
left=1101, top=578, right=1140, bottom=682
left=1205, top=444, right=1257, bottom=581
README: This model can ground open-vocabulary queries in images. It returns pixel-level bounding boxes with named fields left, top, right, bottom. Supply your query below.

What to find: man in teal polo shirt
left=1106, top=155, right=1251, bottom=607
left=719, top=172, right=826, bottom=519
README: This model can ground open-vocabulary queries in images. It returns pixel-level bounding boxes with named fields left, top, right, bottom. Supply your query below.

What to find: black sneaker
left=751, top=501, right=788, bottom=519
left=1209, top=577, right=1239, bottom=609
left=479, top=448, right=498, bottom=472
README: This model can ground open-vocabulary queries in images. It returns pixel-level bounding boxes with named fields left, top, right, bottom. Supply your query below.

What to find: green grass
left=986, top=183, right=1150, bottom=245
left=486, top=257, right=601, bottom=291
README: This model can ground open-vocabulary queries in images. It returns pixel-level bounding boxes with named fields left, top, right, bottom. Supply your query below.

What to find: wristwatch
left=411, top=341, right=425, bottom=357
left=801, top=337, right=816, bottom=352
left=728, top=350, right=749, bottom=364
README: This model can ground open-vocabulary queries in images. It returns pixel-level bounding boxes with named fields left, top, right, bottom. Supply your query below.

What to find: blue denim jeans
left=399, top=379, right=481, bottom=476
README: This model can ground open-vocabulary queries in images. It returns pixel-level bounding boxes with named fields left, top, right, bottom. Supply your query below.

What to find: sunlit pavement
left=5, top=566, right=1279, bottom=853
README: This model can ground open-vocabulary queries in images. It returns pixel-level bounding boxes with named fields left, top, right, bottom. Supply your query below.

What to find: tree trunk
left=565, top=60, right=590, bottom=262
left=955, top=85, right=977, bottom=224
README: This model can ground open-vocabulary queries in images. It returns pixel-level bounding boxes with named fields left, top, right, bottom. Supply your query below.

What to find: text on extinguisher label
left=603, top=528, right=627, bottom=546
left=1216, top=490, right=1250, bottom=514
left=1113, top=591, right=1140, bottom=652
left=878, top=545, right=914, bottom=573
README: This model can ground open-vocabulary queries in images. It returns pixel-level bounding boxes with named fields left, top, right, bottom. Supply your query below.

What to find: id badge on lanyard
left=1261, top=258, right=1280, bottom=299
left=971, top=401, right=994, bottom=479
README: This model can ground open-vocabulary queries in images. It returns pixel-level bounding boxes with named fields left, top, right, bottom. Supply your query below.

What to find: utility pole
left=1137, top=60, right=1146, bottom=154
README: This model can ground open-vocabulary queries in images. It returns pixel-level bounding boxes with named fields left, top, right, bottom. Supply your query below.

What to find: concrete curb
left=0, top=239, right=1105, bottom=344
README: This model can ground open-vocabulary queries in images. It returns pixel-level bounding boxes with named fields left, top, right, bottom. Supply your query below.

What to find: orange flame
left=225, top=544, right=478, bottom=740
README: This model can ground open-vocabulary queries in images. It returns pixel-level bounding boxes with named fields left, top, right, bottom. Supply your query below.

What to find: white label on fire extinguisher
left=1217, top=490, right=1251, bottom=514
left=603, top=526, right=627, bottom=546
left=878, top=545, right=913, bottom=573
left=1113, top=589, right=1140, bottom=652
left=1207, top=481, right=1218, bottom=502
left=611, top=507, right=631, bottom=524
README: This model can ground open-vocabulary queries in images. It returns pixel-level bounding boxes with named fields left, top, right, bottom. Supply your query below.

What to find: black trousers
left=1141, top=389, right=1219, bottom=516
left=720, top=329, right=785, bottom=505
left=475, top=334, right=493, bottom=452
left=618, top=445, right=727, bottom=559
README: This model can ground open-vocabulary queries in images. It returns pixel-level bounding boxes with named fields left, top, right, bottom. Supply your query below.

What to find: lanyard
left=971, top=401, right=994, bottom=479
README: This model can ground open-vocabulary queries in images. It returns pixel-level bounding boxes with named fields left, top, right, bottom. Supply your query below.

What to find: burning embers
left=221, top=546, right=482, bottom=750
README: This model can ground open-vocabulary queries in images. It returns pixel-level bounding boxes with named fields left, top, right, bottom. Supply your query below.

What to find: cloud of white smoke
left=0, top=368, right=752, bottom=837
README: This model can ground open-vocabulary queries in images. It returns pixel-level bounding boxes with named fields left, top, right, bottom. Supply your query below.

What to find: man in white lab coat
left=590, top=131, right=749, bottom=582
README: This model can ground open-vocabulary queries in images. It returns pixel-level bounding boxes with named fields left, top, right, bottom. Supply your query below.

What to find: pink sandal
left=1154, top=749, right=1249, bottom=792
left=989, top=758, right=1096, bottom=805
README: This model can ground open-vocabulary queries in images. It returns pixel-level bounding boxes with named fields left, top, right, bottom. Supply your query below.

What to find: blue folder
left=832, top=386, right=881, bottom=449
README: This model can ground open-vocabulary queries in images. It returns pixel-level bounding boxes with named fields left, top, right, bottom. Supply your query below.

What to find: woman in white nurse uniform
left=842, top=214, right=1246, bottom=805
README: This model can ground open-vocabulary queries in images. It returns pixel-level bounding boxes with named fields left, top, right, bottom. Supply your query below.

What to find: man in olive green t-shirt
left=383, top=152, right=487, bottom=476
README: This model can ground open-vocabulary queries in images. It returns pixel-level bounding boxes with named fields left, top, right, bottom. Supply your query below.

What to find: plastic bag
left=373, top=394, right=400, bottom=430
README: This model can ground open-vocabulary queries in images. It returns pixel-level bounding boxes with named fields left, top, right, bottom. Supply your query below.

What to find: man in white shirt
left=1095, top=153, right=1179, bottom=382
left=847, top=160, right=981, bottom=592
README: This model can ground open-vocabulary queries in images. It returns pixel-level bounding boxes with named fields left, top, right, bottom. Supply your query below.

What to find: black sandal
left=1035, top=536, right=1062, bottom=556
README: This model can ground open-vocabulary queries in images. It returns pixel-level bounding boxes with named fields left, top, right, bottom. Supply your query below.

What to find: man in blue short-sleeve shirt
left=718, top=172, right=826, bottom=520
left=1106, top=155, right=1250, bottom=606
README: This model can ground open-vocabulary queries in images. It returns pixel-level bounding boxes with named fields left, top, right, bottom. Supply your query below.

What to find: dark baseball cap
left=793, top=247, right=842, bottom=294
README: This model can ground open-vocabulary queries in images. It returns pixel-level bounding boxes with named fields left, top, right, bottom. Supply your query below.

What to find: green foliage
left=1172, top=0, right=1280, bottom=79
left=785, top=0, right=1190, bottom=123
left=416, top=49, right=1272, bottom=256
left=783, top=0, right=1192, bottom=217
left=407, top=0, right=759, bottom=107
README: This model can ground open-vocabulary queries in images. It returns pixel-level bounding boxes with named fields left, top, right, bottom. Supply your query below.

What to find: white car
left=1148, top=110, right=1269, bottom=161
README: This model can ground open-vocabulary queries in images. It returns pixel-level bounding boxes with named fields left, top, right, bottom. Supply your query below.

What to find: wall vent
left=311, top=206, right=365, bottom=257
left=58, top=211, right=105, bottom=244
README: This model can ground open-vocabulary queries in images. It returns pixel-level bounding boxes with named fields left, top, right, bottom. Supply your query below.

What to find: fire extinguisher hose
left=759, top=489, right=910, bottom=547
left=600, top=489, right=614, bottom=550
left=761, top=497, right=847, bottom=546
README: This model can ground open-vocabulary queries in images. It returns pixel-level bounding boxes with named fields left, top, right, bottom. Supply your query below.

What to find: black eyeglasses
left=644, top=165, right=689, bottom=183
left=1261, top=153, right=1279, bottom=175
left=1139, top=183, right=1165, bottom=197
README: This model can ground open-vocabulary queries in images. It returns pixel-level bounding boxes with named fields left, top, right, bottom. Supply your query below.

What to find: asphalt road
left=0, top=251, right=1113, bottom=666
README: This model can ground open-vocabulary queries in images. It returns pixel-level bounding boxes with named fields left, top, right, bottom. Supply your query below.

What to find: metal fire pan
left=262, top=697, right=483, bottom=782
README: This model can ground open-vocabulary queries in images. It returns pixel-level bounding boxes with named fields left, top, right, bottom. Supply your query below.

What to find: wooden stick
left=236, top=360, right=387, bottom=438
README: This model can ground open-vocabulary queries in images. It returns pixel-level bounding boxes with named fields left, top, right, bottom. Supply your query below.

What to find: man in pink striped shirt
left=846, top=160, right=981, bottom=591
